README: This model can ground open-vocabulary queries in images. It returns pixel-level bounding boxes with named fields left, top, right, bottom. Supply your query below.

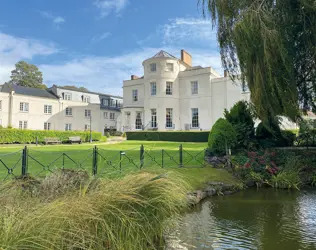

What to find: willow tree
left=200, top=0, right=316, bottom=124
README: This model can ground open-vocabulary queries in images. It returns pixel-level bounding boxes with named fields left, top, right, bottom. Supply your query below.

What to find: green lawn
left=0, top=141, right=239, bottom=188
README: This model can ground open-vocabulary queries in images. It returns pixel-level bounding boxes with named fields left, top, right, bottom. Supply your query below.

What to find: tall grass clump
left=0, top=172, right=190, bottom=250
left=268, top=156, right=301, bottom=190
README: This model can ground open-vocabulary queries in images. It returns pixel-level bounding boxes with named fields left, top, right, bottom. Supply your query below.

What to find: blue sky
left=0, top=0, right=221, bottom=95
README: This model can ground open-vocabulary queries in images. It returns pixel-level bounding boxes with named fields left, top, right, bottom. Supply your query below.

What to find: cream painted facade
left=121, top=50, right=250, bottom=131
left=0, top=84, right=122, bottom=134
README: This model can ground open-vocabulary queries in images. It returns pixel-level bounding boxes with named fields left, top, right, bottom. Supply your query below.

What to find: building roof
left=53, top=85, right=122, bottom=99
left=1, top=84, right=59, bottom=99
left=151, top=50, right=177, bottom=59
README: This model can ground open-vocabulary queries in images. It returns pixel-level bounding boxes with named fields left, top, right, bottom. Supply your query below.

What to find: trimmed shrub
left=126, top=131, right=209, bottom=142
left=110, top=131, right=123, bottom=136
left=208, top=118, right=237, bottom=155
left=0, top=129, right=102, bottom=144
left=224, top=101, right=255, bottom=149
left=256, top=122, right=294, bottom=147
left=105, top=132, right=111, bottom=138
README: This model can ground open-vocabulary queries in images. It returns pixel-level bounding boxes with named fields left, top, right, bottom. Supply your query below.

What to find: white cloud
left=39, top=11, right=66, bottom=27
left=0, top=32, right=58, bottom=84
left=53, top=16, right=65, bottom=24
left=91, top=32, right=112, bottom=43
left=94, top=0, right=128, bottom=17
left=162, top=18, right=216, bottom=45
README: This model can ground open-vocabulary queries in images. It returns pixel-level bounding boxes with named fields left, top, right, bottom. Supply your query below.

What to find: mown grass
left=0, top=141, right=207, bottom=180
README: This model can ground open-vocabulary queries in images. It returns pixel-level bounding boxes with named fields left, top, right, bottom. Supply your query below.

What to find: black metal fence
left=0, top=145, right=206, bottom=181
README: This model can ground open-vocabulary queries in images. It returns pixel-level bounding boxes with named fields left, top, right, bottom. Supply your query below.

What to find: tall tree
left=200, top=0, right=316, bottom=123
left=8, top=61, right=47, bottom=89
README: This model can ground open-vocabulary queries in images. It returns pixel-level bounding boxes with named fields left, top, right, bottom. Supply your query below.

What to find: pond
left=167, top=189, right=316, bottom=250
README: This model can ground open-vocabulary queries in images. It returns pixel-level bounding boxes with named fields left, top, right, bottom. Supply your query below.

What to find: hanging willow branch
left=199, top=0, right=316, bottom=122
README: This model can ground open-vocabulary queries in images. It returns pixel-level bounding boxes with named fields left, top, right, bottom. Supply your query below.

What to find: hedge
left=0, top=129, right=102, bottom=144
left=126, top=131, right=209, bottom=142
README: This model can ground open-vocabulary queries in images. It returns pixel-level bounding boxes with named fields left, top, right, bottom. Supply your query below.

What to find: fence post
left=92, top=146, right=98, bottom=176
left=140, top=144, right=144, bottom=169
left=162, top=149, right=164, bottom=168
left=119, top=151, right=123, bottom=173
left=179, top=144, right=183, bottom=168
left=62, top=153, right=65, bottom=170
left=21, top=146, right=28, bottom=176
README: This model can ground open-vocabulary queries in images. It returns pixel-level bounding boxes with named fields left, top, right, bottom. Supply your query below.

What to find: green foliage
left=248, top=171, right=265, bottom=188
left=105, top=132, right=111, bottom=138
left=224, top=101, right=255, bottom=149
left=110, top=130, right=123, bottom=136
left=200, top=0, right=316, bottom=122
left=0, top=129, right=102, bottom=144
left=122, top=132, right=126, bottom=138
left=126, top=131, right=209, bottom=142
left=256, top=122, right=294, bottom=147
left=208, top=118, right=237, bottom=155
left=8, top=61, right=47, bottom=89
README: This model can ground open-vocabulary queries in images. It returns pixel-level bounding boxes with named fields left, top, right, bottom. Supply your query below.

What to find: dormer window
left=103, top=99, right=110, bottom=106
left=63, top=92, right=72, bottom=101
left=82, top=95, right=90, bottom=103
left=150, top=63, right=156, bottom=72
left=166, top=63, right=174, bottom=72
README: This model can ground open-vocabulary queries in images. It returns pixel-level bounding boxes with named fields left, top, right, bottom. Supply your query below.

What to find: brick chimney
left=131, top=75, right=139, bottom=80
left=224, top=70, right=228, bottom=77
left=181, top=49, right=192, bottom=67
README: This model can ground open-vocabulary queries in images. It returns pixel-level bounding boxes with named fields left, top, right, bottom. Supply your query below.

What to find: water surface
left=168, top=189, right=316, bottom=250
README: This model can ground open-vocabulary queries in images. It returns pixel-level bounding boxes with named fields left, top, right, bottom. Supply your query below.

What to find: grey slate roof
left=1, top=84, right=59, bottom=99
left=152, top=50, right=177, bottom=59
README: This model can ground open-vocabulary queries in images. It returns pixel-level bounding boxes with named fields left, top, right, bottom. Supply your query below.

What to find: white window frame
left=166, top=82, right=173, bottom=95
left=85, top=109, right=91, bottom=118
left=44, top=105, right=52, bottom=114
left=166, top=63, right=174, bottom=72
left=150, top=82, right=157, bottom=96
left=150, top=63, right=156, bottom=72
left=104, top=112, right=108, bottom=119
left=65, top=123, right=72, bottom=131
left=166, top=108, right=173, bottom=128
left=191, top=108, right=199, bottom=128
left=64, top=92, right=72, bottom=101
left=19, top=102, right=29, bottom=112
left=65, top=107, right=73, bottom=116
left=83, top=95, right=91, bottom=103
left=135, top=112, right=143, bottom=130
left=132, top=89, right=138, bottom=102
left=19, top=121, right=28, bottom=130
left=44, top=122, right=51, bottom=130
left=110, top=112, right=115, bottom=120
left=151, top=109, right=157, bottom=128
left=191, top=81, right=198, bottom=95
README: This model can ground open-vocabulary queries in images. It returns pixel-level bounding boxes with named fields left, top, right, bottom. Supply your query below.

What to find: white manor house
left=121, top=50, right=251, bottom=131
left=0, top=49, right=298, bottom=134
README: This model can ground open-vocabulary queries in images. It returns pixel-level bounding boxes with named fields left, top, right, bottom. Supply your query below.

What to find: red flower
left=244, top=162, right=251, bottom=168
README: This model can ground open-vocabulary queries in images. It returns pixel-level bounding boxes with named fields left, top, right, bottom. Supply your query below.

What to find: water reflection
left=167, top=189, right=316, bottom=250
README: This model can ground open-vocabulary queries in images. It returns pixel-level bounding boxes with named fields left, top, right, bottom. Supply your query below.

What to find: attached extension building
left=122, top=50, right=249, bottom=131
left=0, top=83, right=122, bottom=133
